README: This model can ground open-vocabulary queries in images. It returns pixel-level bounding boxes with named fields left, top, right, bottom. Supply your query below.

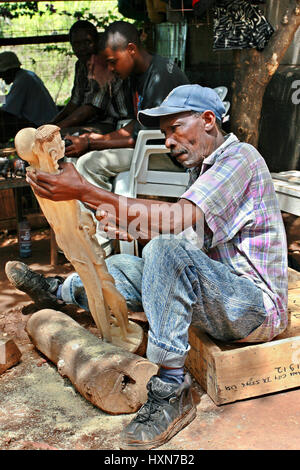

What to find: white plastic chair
left=222, top=101, right=230, bottom=123
left=214, top=86, right=230, bottom=123
left=113, top=84, right=229, bottom=254
left=214, top=86, right=228, bottom=101
left=114, top=129, right=189, bottom=255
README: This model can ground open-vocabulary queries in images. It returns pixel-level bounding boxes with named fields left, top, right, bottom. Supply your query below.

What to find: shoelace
left=134, top=390, right=172, bottom=424
left=26, top=270, right=57, bottom=293
left=26, top=270, right=48, bottom=287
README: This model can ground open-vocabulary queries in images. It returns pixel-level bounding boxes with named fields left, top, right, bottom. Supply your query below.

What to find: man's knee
left=142, top=235, right=179, bottom=261
left=76, top=151, right=102, bottom=174
left=105, top=253, right=135, bottom=273
left=143, top=235, right=206, bottom=266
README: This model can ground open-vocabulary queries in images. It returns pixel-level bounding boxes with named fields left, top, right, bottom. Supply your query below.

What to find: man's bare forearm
left=88, top=120, right=136, bottom=150
left=56, top=104, right=97, bottom=129
left=27, top=163, right=202, bottom=242
left=80, top=179, right=202, bottom=241
left=51, top=101, right=78, bottom=125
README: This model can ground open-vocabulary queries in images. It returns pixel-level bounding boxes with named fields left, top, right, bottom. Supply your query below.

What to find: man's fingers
left=27, top=169, right=56, bottom=186
left=27, top=178, right=52, bottom=199
left=29, top=172, right=50, bottom=184
left=65, top=141, right=78, bottom=155
left=102, top=224, right=133, bottom=241
left=95, top=209, right=108, bottom=221
left=65, top=145, right=76, bottom=156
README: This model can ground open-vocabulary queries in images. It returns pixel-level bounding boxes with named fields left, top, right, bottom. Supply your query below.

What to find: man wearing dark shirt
left=64, top=21, right=190, bottom=191
left=0, top=51, right=57, bottom=143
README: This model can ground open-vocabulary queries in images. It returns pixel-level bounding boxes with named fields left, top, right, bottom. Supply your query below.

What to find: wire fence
left=0, top=1, right=121, bottom=105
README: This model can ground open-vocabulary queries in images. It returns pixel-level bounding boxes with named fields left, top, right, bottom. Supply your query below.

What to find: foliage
left=0, top=1, right=128, bottom=35
left=0, top=2, right=40, bottom=20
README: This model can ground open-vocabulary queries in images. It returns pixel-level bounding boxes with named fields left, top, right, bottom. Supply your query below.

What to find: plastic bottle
left=18, top=218, right=32, bottom=258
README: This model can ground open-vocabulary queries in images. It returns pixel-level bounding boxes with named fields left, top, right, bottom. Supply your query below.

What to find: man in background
left=0, top=51, right=57, bottom=144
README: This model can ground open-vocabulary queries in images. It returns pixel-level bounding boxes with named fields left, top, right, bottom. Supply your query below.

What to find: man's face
left=0, top=69, right=15, bottom=85
left=87, top=53, right=114, bottom=88
left=160, top=112, right=211, bottom=169
left=102, top=45, right=135, bottom=80
left=71, top=29, right=97, bottom=64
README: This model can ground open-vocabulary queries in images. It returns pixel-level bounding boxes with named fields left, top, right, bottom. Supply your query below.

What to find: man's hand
left=64, top=134, right=90, bottom=157
left=96, top=208, right=134, bottom=242
left=26, top=162, right=86, bottom=201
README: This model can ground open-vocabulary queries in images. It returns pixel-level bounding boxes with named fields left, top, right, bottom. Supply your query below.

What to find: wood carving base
left=111, top=321, right=146, bottom=356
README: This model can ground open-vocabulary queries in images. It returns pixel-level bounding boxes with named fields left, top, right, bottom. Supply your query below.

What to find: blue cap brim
left=138, top=105, right=193, bottom=128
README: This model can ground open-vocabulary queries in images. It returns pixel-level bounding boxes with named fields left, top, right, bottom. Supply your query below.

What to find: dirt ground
left=1, top=227, right=300, bottom=452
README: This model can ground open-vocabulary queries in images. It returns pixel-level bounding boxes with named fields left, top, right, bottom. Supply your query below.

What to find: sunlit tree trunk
left=231, top=1, right=300, bottom=146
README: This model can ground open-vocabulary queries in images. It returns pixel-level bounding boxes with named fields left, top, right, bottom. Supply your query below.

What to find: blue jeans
left=61, top=236, right=267, bottom=368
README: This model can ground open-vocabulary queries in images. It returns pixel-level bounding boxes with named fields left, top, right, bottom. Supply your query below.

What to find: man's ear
left=202, top=110, right=216, bottom=131
left=127, top=42, right=138, bottom=57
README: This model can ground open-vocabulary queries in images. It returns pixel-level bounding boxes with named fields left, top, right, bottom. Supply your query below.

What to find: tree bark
left=231, top=1, right=300, bottom=146
left=26, top=309, right=158, bottom=415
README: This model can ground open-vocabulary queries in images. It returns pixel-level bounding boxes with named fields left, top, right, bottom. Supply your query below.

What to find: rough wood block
left=186, top=270, right=300, bottom=405
left=0, top=334, right=22, bottom=375
left=26, top=309, right=158, bottom=415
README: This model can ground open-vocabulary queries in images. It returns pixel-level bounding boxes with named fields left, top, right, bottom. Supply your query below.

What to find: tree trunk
left=26, top=309, right=158, bottom=415
left=231, top=2, right=300, bottom=146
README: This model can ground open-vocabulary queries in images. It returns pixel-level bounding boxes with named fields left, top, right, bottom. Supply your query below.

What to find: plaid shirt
left=182, top=133, right=288, bottom=342
left=71, top=61, right=133, bottom=123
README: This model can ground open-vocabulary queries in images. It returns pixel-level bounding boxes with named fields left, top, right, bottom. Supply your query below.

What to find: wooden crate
left=186, top=269, right=300, bottom=405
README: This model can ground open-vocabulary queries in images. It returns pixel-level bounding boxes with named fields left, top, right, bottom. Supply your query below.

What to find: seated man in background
left=51, top=20, right=134, bottom=136
left=64, top=20, right=190, bottom=191
left=0, top=51, right=57, bottom=144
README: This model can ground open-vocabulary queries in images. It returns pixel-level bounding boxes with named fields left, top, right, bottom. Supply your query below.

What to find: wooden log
left=0, top=334, right=22, bottom=375
left=25, top=309, right=158, bottom=415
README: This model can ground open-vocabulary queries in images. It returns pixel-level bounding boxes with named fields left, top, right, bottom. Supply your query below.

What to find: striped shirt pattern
left=182, top=133, right=288, bottom=342
left=71, top=61, right=133, bottom=123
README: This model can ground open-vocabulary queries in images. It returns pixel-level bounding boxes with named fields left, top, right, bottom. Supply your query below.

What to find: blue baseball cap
left=138, top=84, right=226, bottom=127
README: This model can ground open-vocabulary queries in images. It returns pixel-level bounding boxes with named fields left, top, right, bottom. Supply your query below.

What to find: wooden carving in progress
left=14, top=125, right=143, bottom=353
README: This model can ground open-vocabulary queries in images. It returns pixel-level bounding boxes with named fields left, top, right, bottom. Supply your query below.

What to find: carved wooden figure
left=14, top=125, right=143, bottom=352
